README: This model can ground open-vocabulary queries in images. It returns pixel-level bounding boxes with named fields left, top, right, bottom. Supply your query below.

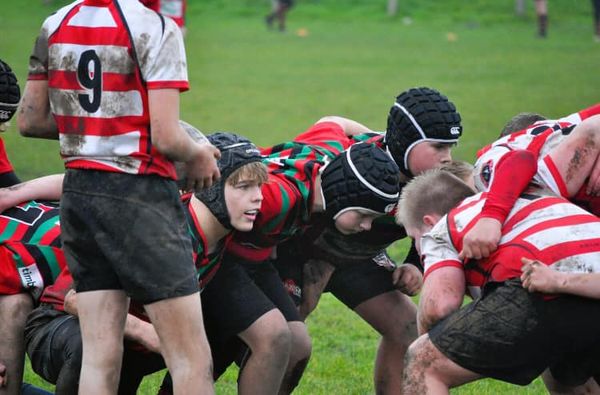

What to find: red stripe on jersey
left=502, top=196, right=565, bottom=235
left=48, top=70, right=140, bottom=91
left=541, top=155, right=568, bottom=197
left=147, top=81, right=190, bottom=91
left=510, top=214, right=594, bottom=243
left=537, top=237, right=600, bottom=264
left=39, top=225, right=61, bottom=246
left=447, top=193, right=488, bottom=252
left=525, top=128, right=554, bottom=157
left=423, top=259, right=462, bottom=280
left=579, top=103, right=600, bottom=120
left=0, top=247, right=21, bottom=295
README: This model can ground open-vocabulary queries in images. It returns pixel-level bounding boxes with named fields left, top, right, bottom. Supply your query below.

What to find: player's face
left=408, top=142, right=453, bottom=176
left=225, top=179, right=263, bottom=232
left=334, top=209, right=380, bottom=235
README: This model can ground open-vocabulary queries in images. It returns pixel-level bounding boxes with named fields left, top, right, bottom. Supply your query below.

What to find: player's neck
left=190, top=195, right=230, bottom=253
left=311, top=176, right=325, bottom=213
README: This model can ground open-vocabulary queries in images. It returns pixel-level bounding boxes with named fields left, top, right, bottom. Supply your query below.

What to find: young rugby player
left=194, top=134, right=401, bottom=394
left=17, top=1, right=221, bottom=392
left=461, top=104, right=600, bottom=260
left=397, top=169, right=600, bottom=394
left=273, top=86, right=463, bottom=393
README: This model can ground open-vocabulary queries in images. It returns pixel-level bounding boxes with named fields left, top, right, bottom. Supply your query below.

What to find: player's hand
left=63, top=289, right=78, bottom=316
left=184, top=143, right=221, bottom=191
left=0, top=362, right=6, bottom=387
left=458, top=217, right=502, bottom=260
left=520, top=257, right=561, bottom=293
left=392, top=264, right=423, bottom=296
left=138, top=321, right=161, bottom=354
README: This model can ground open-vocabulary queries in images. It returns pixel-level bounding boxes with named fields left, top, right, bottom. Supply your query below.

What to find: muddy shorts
left=428, top=279, right=600, bottom=386
left=61, top=169, right=198, bottom=304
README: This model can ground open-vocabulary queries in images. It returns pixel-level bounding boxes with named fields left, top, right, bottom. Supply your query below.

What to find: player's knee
left=290, top=324, right=311, bottom=362
left=0, top=294, right=33, bottom=332
left=258, top=322, right=292, bottom=357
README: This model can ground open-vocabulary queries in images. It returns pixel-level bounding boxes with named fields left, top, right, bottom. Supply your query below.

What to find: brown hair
left=439, top=160, right=474, bottom=184
left=500, top=112, right=547, bottom=137
left=396, top=169, right=475, bottom=230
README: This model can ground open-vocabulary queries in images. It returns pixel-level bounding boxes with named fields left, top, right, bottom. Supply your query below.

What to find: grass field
left=1, top=0, right=599, bottom=393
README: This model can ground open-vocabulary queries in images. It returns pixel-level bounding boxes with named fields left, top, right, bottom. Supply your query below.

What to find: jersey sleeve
left=143, top=17, right=189, bottom=91
left=421, top=219, right=462, bottom=279
left=27, top=24, right=50, bottom=80
left=479, top=149, right=537, bottom=222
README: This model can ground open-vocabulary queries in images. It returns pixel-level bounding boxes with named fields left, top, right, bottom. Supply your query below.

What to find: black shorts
left=201, top=254, right=300, bottom=377
left=274, top=239, right=396, bottom=309
left=61, top=169, right=198, bottom=304
left=429, top=279, right=600, bottom=386
left=25, top=304, right=165, bottom=394
left=202, top=253, right=300, bottom=339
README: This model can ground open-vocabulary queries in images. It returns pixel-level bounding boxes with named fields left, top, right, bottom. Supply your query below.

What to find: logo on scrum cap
left=384, top=203, right=397, bottom=213
left=450, top=126, right=461, bottom=135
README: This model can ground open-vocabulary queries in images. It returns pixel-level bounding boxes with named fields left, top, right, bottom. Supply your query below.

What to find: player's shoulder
left=42, top=0, right=83, bottom=35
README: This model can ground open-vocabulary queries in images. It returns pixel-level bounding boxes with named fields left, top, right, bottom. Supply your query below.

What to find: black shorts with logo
left=428, top=279, right=600, bottom=386
left=61, top=169, right=199, bottom=304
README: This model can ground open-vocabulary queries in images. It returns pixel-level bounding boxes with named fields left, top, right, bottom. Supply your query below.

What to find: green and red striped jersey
left=228, top=122, right=352, bottom=262
left=0, top=200, right=66, bottom=301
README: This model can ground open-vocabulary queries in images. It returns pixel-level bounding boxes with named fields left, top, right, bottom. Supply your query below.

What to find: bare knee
left=0, top=294, right=33, bottom=329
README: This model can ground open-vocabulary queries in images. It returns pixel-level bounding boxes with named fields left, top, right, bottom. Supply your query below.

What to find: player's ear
left=422, top=214, right=439, bottom=227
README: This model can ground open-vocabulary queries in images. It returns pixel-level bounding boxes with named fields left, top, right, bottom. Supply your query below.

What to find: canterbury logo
left=450, top=126, right=461, bottom=135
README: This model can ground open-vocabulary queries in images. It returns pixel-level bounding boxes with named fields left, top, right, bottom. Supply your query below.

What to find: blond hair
left=227, top=161, right=268, bottom=185
left=396, top=169, right=475, bottom=230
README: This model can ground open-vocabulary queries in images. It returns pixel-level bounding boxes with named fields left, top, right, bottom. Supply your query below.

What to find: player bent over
left=397, top=169, right=600, bottom=394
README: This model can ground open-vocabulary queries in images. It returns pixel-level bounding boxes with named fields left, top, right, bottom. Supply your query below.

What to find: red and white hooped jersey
left=421, top=190, right=600, bottom=299
left=474, top=104, right=600, bottom=196
left=28, top=0, right=189, bottom=179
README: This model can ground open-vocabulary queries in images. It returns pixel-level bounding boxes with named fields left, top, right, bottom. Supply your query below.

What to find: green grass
left=2, top=0, right=598, bottom=393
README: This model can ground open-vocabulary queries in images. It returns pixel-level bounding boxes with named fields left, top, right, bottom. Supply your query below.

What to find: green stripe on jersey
left=0, top=220, right=19, bottom=242
left=38, top=246, right=62, bottom=281
left=29, top=217, right=59, bottom=245
left=262, top=183, right=290, bottom=233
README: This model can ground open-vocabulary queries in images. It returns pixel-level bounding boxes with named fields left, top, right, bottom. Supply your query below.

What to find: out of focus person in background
left=592, top=0, right=600, bottom=41
left=141, top=0, right=187, bottom=36
left=535, top=0, right=548, bottom=37
left=266, top=0, right=294, bottom=32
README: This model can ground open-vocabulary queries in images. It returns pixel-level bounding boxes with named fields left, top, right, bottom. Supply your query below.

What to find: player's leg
left=298, top=259, right=335, bottom=320
left=327, top=260, right=417, bottom=394
left=200, top=255, right=292, bottom=393
left=0, top=293, right=33, bottom=395
left=76, top=290, right=129, bottom=395
left=239, top=259, right=310, bottom=394
left=354, top=291, right=418, bottom=394
left=144, top=293, right=213, bottom=395
left=402, top=334, right=481, bottom=394
left=25, top=307, right=83, bottom=395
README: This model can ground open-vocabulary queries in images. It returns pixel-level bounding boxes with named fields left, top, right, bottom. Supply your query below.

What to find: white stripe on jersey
left=523, top=222, right=600, bottom=250
left=502, top=201, right=576, bottom=241
left=551, top=251, right=600, bottom=274
left=67, top=6, right=117, bottom=28
left=49, top=44, right=134, bottom=74
left=49, top=89, right=143, bottom=118
left=449, top=197, right=485, bottom=233
left=60, top=131, right=141, bottom=157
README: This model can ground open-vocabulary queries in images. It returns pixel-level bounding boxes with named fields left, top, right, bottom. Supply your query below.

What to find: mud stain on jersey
left=61, top=134, right=86, bottom=156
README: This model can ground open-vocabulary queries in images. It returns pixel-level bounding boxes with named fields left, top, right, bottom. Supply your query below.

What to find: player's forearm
left=0, top=174, right=64, bottom=211
left=124, top=315, right=161, bottom=354
left=557, top=272, right=600, bottom=299
left=316, top=116, right=372, bottom=136
left=17, top=81, right=59, bottom=140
